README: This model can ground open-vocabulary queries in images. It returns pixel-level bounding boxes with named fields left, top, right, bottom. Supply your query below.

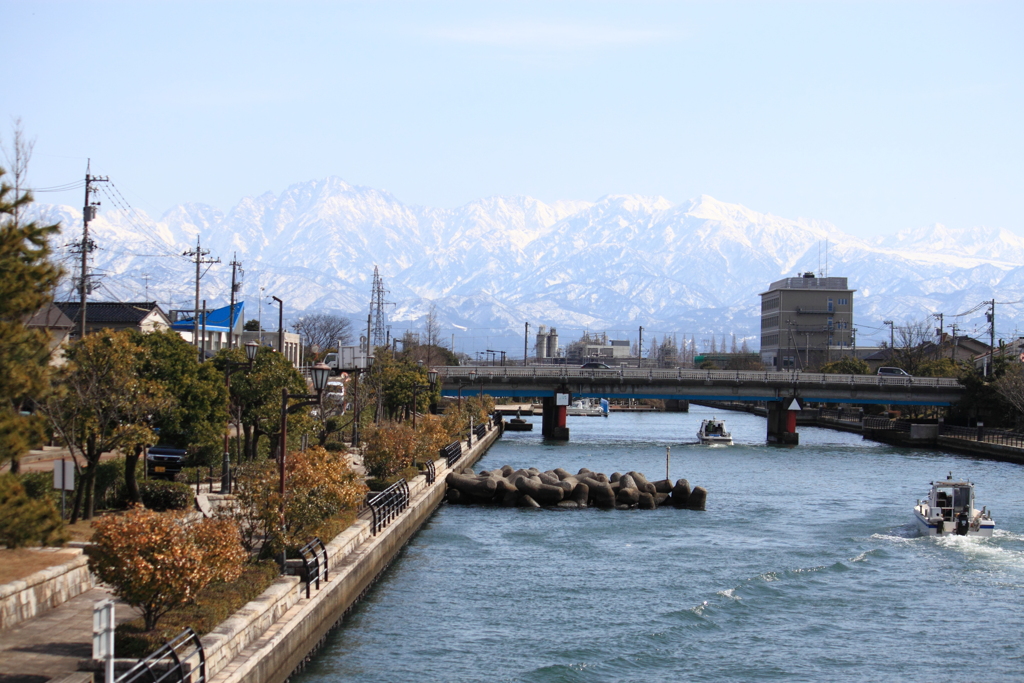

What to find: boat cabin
left=928, top=480, right=974, bottom=522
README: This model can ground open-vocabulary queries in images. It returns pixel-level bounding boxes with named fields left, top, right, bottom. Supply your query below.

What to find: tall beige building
left=759, top=273, right=855, bottom=370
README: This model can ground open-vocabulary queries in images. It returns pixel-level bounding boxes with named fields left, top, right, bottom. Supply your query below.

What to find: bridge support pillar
left=767, top=400, right=799, bottom=445
left=541, top=392, right=570, bottom=441
left=665, top=399, right=690, bottom=412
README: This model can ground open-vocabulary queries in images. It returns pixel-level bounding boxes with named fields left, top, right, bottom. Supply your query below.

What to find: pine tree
left=731, top=333, right=738, bottom=353
left=0, top=162, right=62, bottom=472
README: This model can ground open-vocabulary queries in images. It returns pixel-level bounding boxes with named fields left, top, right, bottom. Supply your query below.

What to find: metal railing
left=473, top=423, right=487, bottom=440
left=423, top=458, right=436, bottom=485
left=297, top=537, right=329, bottom=599
left=115, top=627, right=205, bottom=683
left=437, top=366, right=963, bottom=388
left=819, top=408, right=863, bottom=423
left=941, top=423, right=1024, bottom=448
left=440, top=441, right=462, bottom=468
left=366, top=479, right=410, bottom=535
left=863, top=416, right=912, bottom=432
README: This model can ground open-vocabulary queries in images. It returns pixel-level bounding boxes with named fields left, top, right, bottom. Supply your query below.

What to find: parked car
left=146, top=446, right=187, bottom=479
left=581, top=362, right=611, bottom=369
left=877, top=366, right=910, bottom=377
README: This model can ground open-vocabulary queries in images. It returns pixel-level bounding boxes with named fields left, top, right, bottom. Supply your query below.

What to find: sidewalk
left=0, top=585, right=140, bottom=683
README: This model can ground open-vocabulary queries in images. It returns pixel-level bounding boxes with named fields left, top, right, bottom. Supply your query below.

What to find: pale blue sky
left=3, top=1, right=1022, bottom=238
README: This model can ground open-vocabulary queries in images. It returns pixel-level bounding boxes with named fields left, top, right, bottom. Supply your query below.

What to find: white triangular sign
left=788, top=398, right=802, bottom=411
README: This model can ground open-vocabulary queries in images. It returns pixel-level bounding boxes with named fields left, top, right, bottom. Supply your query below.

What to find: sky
left=2, top=1, right=1022, bottom=239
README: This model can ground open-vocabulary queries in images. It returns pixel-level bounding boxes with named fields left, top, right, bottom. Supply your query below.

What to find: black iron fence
left=423, top=458, right=436, bottom=485
left=366, top=479, right=410, bottom=535
left=940, top=422, right=1024, bottom=448
left=440, top=441, right=462, bottom=468
left=818, top=408, right=863, bottom=423
left=863, top=416, right=912, bottom=432
left=297, top=537, right=329, bottom=599
left=115, top=627, right=205, bottom=683
left=473, top=423, right=487, bottom=440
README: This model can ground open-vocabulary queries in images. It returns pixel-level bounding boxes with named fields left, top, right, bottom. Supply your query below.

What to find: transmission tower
left=370, top=266, right=389, bottom=349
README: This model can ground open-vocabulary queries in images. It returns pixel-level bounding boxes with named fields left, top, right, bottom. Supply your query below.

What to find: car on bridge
left=877, top=366, right=911, bottom=377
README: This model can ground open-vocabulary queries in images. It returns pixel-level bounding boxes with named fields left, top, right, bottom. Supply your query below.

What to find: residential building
left=55, top=301, right=171, bottom=339
left=169, top=303, right=246, bottom=356
left=25, top=303, right=75, bottom=365
left=760, top=273, right=856, bottom=371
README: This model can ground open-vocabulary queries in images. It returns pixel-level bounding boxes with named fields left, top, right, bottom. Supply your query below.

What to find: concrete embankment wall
left=0, top=550, right=92, bottom=631
left=206, top=424, right=501, bottom=683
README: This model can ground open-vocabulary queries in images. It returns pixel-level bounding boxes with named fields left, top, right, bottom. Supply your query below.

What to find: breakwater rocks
left=445, top=466, right=707, bottom=511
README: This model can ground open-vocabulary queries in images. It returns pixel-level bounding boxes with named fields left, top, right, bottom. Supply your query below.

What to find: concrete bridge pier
left=541, top=390, right=570, bottom=441
left=767, top=399, right=800, bottom=445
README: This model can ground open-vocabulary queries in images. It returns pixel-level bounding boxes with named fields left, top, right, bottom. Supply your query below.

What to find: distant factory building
left=760, top=273, right=856, bottom=371
left=535, top=325, right=560, bottom=360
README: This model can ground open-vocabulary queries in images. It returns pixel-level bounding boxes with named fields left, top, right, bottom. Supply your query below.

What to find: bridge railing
left=437, top=366, right=962, bottom=389
left=863, top=416, right=912, bottom=432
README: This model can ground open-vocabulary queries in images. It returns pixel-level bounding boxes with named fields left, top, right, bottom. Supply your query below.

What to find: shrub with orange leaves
left=89, top=506, right=246, bottom=631
left=363, top=421, right=417, bottom=480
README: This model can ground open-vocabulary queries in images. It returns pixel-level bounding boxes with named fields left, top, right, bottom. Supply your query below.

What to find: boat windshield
left=935, top=485, right=972, bottom=513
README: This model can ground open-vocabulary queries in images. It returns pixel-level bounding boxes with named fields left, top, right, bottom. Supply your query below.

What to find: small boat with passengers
left=697, top=418, right=733, bottom=445
left=566, top=398, right=609, bottom=417
left=913, top=473, right=994, bottom=537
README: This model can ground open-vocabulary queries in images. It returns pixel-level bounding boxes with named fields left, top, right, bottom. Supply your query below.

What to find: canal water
left=295, top=405, right=1024, bottom=682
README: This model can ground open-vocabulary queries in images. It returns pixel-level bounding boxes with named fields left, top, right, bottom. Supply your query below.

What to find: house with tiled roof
left=54, top=301, right=171, bottom=339
left=25, top=303, right=75, bottom=365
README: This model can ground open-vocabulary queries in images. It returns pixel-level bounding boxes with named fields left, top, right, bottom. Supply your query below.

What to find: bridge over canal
left=437, top=366, right=965, bottom=445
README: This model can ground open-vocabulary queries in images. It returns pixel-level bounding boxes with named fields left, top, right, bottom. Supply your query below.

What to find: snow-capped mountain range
left=37, top=177, right=1024, bottom=354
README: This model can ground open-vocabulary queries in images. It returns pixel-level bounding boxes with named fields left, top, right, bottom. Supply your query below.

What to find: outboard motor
left=956, top=511, right=970, bottom=536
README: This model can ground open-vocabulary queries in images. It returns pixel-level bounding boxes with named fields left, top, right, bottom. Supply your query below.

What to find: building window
left=827, top=297, right=834, bottom=313
left=838, top=297, right=848, bottom=306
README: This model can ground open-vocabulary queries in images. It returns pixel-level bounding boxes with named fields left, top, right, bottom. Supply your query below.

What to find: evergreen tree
left=0, top=165, right=62, bottom=472
left=731, top=333, right=738, bottom=353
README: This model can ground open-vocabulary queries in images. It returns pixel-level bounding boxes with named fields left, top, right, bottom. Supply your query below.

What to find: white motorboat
left=567, top=398, right=609, bottom=417
left=913, top=473, right=994, bottom=537
left=697, top=418, right=733, bottom=445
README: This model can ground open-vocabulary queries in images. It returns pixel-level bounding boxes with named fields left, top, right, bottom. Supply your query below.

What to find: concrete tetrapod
left=442, top=466, right=707, bottom=511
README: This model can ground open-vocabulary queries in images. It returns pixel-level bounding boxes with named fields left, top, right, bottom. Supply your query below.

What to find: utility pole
left=638, top=326, right=644, bottom=368
left=78, top=160, right=108, bottom=339
left=183, top=237, right=220, bottom=361
left=883, top=320, right=895, bottom=356
left=951, top=323, right=960, bottom=361
left=524, top=322, right=530, bottom=367
left=987, top=299, right=996, bottom=376
left=272, top=296, right=284, bottom=358
left=228, top=254, right=243, bottom=348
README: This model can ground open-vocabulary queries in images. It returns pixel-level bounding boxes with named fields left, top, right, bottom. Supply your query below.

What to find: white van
left=877, top=366, right=910, bottom=377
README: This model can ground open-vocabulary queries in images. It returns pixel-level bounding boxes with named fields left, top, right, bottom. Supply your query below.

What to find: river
left=294, top=404, right=1024, bottom=682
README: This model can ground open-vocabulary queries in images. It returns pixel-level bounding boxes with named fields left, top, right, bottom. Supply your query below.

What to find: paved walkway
left=0, top=586, right=140, bottom=683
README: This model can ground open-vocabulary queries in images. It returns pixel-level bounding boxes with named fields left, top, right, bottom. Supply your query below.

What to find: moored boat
left=697, top=418, right=733, bottom=445
left=913, top=473, right=994, bottom=537
left=567, top=398, right=608, bottom=417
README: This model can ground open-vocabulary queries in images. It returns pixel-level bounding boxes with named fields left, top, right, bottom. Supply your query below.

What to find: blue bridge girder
left=437, top=366, right=965, bottom=407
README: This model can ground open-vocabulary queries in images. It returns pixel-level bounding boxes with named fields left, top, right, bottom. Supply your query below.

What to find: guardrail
left=473, top=423, right=487, bottom=440
left=440, top=441, right=462, bottom=468
left=115, top=627, right=205, bottom=683
left=819, top=408, right=863, bottom=423
left=437, top=366, right=963, bottom=388
left=297, top=537, right=329, bottom=599
left=366, top=479, right=410, bottom=535
left=423, top=458, right=436, bottom=485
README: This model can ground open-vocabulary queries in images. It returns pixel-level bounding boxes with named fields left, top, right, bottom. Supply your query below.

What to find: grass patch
left=115, top=560, right=280, bottom=658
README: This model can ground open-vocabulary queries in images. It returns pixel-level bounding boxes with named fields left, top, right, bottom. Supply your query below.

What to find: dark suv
left=146, top=446, right=187, bottom=479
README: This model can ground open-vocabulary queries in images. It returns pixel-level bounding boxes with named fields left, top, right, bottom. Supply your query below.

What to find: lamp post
left=271, top=296, right=284, bottom=359
left=277, top=361, right=331, bottom=569
left=221, top=340, right=259, bottom=493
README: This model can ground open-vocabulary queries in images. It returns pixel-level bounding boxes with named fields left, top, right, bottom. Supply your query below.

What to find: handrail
left=436, top=366, right=963, bottom=389
left=366, top=479, right=410, bottom=535
left=423, top=458, right=436, bottom=485
left=115, top=627, right=205, bottom=683
left=297, top=537, right=329, bottom=599
left=440, top=441, right=462, bottom=468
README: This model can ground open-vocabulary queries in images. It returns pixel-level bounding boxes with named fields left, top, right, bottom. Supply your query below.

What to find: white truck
left=323, top=345, right=372, bottom=374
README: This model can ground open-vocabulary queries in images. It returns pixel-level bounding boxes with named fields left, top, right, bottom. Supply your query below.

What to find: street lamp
left=221, top=340, right=260, bottom=492
left=277, top=361, right=331, bottom=569
left=271, top=296, right=284, bottom=359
